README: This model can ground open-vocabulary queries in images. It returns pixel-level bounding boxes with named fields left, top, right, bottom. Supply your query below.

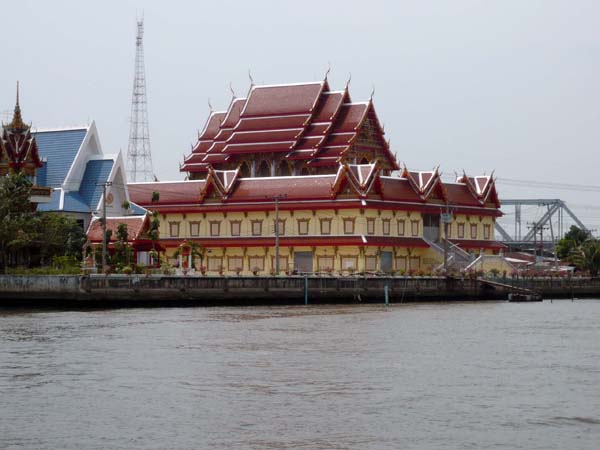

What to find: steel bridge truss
left=495, top=199, right=588, bottom=244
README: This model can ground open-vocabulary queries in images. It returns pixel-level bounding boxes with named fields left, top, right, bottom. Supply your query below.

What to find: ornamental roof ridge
left=248, top=80, right=325, bottom=90
left=127, top=179, right=205, bottom=185
left=32, top=125, right=89, bottom=133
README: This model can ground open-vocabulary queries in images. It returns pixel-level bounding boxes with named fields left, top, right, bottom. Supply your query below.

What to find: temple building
left=0, top=85, right=52, bottom=204
left=126, top=79, right=504, bottom=275
left=1, top=84, right=136, bottom=229
left=33, top=122, right=133, bottom=230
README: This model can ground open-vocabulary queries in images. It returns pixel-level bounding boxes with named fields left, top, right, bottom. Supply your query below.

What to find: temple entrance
left=294, top=252, right=313, bottom=273
left=423, top=213, right=440, bottom=242
left=380, top=251, right=393, bottom=273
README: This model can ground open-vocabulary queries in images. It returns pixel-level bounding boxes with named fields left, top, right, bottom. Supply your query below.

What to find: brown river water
left=1, top=300, right=599, bottom=449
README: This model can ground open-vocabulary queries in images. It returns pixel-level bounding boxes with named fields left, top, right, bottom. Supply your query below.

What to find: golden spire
left=9, top=81, right=27, bottom=130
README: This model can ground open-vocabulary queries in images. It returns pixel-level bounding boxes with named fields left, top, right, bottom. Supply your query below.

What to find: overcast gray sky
left=2, top=0, right=599, bottom=234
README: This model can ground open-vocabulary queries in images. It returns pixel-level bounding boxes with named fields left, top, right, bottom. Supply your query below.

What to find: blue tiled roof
left=129, top=201, right=147, bottom=216
left=37, top=162, right=48, bottom=187
left=37, top=189, right=61, bottom=212
left=33, top=128, right=88, bottom=188
left=78, top=159, right=114, bottom=210
left=63, top=192, right=90, bottom=213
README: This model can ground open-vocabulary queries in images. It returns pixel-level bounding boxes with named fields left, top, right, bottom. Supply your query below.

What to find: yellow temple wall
left=155, top=207, right=497, bottom=275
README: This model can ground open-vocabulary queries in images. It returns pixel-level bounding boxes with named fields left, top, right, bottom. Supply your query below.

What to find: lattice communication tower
left=126, top=19, right=154, bottom=182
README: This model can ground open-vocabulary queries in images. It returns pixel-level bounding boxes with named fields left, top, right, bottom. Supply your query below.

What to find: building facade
left=126, top=79, right=503, bottom=275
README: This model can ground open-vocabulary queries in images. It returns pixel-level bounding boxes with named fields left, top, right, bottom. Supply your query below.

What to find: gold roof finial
left=9, top=80, right=26, bottom=129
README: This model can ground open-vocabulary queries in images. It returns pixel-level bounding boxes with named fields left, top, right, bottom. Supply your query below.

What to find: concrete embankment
left=0, top=275, right=598, bottom=307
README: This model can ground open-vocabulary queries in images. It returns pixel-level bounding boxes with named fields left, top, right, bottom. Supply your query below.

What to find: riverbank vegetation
left=556, top=226, right=600, bottom=276
left=0, top=173, right=85, bottom=273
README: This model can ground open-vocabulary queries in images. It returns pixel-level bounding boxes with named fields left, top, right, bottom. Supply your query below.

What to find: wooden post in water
left=304, top=275, right=308, bottom=305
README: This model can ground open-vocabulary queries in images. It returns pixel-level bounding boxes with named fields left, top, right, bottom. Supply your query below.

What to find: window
left=395, top=256, right=407, bottom=272
left=317, top=256, right=334, bottom=271
left=340, top=256, right=358, bottom=271
left=365, top=256, right=377, bottom=271
left=248, top=256, right=265, bottom=272
left=409, top=256, right=420, bottom=270
left=457, top=222, right=465, bottom=239
left=343, top=218, right=355, bottom=234
left=367, top=218, right=375, bottom=235
left=411, top=220, right=419, bottom=237
left=483, top=224, right=491, bottom=240
left=210, top=221, right=220, bottom=237
left=470, top=223, right=478, bottom=239
left=273, top=219, right=285, bottom=236
left=297, top=219, right=309, bottom=235
left=228, top=256, right=243, bottom=272
left=320, top=218, right=332, bottom=235
left=271, top=255, right=288, bottom=272
left=230, top=221, right=241, bottom=237
left=169, top=222, right=180, bottom=237
left=207, top=256, right=222, bottom=272
left=397, top=220, right=405, bottom=236
left=251, top=220, right=262, bottom=236
left=382, top=219, right=391, bottom=236
left=189, top=222, right=200, bottom=237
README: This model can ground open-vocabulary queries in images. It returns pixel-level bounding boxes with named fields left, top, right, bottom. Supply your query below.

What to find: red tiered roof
left=180, top=80, right=399, bottom=173
left=132, top=163, right=502, bottom=217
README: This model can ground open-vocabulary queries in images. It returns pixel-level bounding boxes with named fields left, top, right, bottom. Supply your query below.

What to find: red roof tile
left=198, top=112, right=225, bottom=141
left=234, top=115, right=310, bottom=132
left=225, top=142, right=296, bottom=154
left=128, top=180, right=206, bottom=206
left=444, top=183, right=481, bottom=206
left=241, top=82, right=324, bottom=117
left=226, top=128, right=303, bottom=145
left=227, top=175, right=335, bottom=202
left=87, top=215, right=148, bottom=242
left=313, top=91, right=346, bottom=122
left=221, top=98, right=247, bottom=128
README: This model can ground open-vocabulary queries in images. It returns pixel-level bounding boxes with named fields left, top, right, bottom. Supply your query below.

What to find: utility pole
left=441, top=206, right=453, bottom=274
left=98, top=182, right=113, bottom=270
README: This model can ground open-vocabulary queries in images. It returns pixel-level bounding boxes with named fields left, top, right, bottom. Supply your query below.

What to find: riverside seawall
left=0, top=275, right=599, bottom=307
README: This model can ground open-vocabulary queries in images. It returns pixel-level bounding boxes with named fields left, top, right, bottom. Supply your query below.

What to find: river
left=1, top=300, right=599, bottom=449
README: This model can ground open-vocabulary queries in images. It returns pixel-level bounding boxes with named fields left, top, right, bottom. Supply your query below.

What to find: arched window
left=239, top=161, right=251, bottom=177
left=257, top=160, right=270, bottom=177
left=278, top=160, right=291, bottom=176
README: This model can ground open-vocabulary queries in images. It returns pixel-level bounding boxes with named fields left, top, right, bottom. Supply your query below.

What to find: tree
left=581, top=240, right=600, bottom=276
left=557, top=225, right=590, bottom=259
left=35, top=213, right=86, bottom=265
left=113, top=223, right=132, bottom=268
left=0, top=173, right=36, bottom=272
